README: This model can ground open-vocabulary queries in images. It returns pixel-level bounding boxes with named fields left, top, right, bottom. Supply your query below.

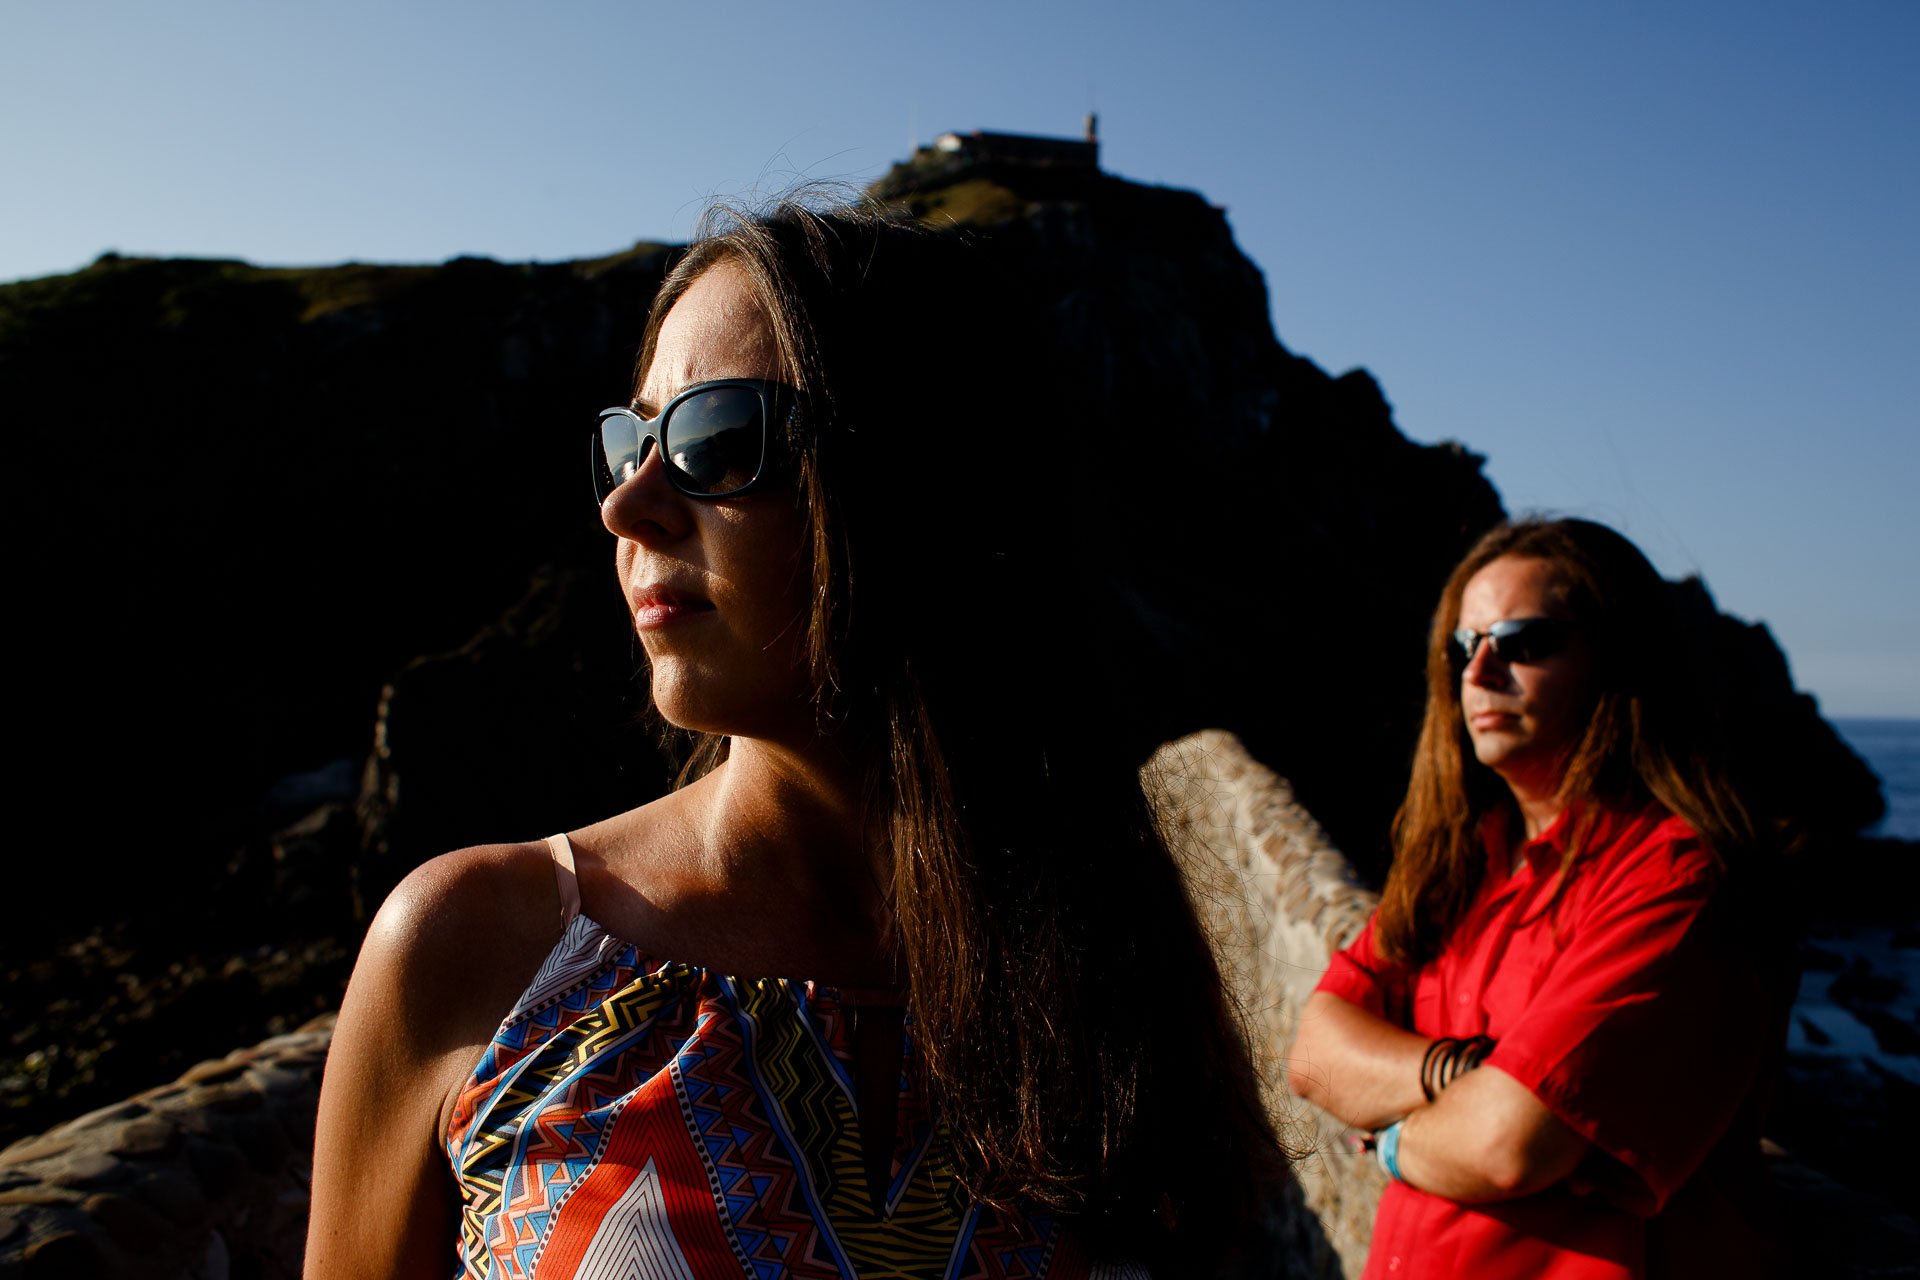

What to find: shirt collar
left=1482, top=798, right=1637, bottom=879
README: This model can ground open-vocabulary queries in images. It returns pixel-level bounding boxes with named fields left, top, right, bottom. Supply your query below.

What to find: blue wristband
left=1375, top=1120, right=1406, bottom=1183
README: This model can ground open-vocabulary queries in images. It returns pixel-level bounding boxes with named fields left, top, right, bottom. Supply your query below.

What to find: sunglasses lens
left=593, top=411, right=641, bottom=505
left=666, top=386, right=766, bottom=495
left=592, top=385, right=776, bottom=508
left=1493, top=619, right=1566, bottom=664
left=1452, top=619, right=1570, bottom=668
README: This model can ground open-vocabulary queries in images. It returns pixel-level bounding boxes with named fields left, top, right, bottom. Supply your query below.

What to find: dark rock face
left=892, top=171, right=1513, bottom=872
left=1673, top=577, right=1888, bottom=840
left=3, top=246, right=680, bottom=1142
left=6, top=245, right=675, bottom=940
left=352, top=563, right=673, bottom=917
left=1, top=153, right=1889, bottom=1150
left=871, top=155, right=1887, bottom=874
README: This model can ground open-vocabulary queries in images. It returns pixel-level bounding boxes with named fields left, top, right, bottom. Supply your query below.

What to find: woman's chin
left=647, top=654, right=814, bottom=743
left=649, top=694, right=731, bottom=738
left=650, top=688, right=799, bottom=744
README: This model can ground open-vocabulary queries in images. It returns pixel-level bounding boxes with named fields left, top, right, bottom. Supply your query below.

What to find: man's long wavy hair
left=1374, top=518, right=1758, bottom=967
left=629, top=202, right=1281, bottom=1273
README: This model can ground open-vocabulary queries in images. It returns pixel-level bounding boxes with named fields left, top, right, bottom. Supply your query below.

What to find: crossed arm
left=1287, top=990, right=1591, bottom=1202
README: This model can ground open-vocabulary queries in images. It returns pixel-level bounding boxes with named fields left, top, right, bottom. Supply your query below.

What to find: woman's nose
left=1461, top=640, right=1508, bottom=689
left=600, top=440, right=691, bottom=545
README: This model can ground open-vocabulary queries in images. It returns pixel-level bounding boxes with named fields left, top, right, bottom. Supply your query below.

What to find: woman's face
left=602, top=262, right=812, bottom=742
left=1456, top=554, right=1594, bottom=797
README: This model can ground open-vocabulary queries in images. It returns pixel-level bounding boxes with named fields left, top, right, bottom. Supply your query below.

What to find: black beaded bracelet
left=1420, top=1034, right=1496, bottom=1101
left=1419, top=1037, right=1450, bottom=1102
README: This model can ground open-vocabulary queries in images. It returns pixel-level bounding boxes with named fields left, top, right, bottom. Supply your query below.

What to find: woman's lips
left=1468, top=708, right=1520, bottom=731
left=631, top=586, right=715, bottom=630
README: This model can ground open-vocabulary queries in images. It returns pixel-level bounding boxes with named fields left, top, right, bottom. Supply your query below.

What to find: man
left=1290, top=518, right=1785, bottom=1278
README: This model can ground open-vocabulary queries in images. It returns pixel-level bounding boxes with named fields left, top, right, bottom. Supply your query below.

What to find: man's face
left=1457, top=555, right=1594, bottom=799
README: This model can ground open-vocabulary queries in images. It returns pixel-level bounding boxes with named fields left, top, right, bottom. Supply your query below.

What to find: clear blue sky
left=7, top=0, right=1915, bottom=715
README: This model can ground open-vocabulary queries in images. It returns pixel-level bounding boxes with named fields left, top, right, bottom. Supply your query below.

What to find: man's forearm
left=1286, top=991, right=1430, bottom=1130
left=1390, top=1065, right=1589, bottom=1201
left=1289, top=993, right=1591, bottom=1201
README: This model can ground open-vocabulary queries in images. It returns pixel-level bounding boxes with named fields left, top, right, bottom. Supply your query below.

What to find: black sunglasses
left=1451, top=617, right=1574, bottom=667
left=591, top=378, right=796, bottom=505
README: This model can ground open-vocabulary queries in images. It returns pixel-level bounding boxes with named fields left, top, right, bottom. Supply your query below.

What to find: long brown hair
left=1375, top=517, right=1758, bottom=966
left=633, top=201, right=1281, bottom=1272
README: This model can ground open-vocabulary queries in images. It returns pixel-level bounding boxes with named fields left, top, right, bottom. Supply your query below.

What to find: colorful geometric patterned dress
left=444, top=836, right=1139, bottom=1280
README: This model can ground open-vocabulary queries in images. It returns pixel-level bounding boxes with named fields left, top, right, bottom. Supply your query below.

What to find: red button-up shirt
left=1315, top=800, right=1783, bottom=1279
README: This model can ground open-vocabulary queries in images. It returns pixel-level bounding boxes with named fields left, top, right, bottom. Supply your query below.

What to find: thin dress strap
left=544, top=832, right=581, bottom=927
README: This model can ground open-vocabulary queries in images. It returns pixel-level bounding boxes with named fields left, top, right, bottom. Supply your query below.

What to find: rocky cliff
left=1, top=148, right=1889, bottom=1154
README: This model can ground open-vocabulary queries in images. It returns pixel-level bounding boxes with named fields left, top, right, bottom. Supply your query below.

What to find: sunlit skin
left=302, top=263, right=888, bottom=1280
left=602, top=263, right=815, bottom=747
left=1457, top=554, right=1594, bottom=843
left=574, top=260, right=883, bottom=978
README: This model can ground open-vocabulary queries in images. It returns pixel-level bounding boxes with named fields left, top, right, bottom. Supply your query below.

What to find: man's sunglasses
left=1451, top=617, right=1574, bottom=667
left=591, top=378, right=796, bottom=505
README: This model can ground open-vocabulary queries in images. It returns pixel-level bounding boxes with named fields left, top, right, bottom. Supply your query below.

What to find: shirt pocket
left=1477, top=926, right=1566, bottom=1040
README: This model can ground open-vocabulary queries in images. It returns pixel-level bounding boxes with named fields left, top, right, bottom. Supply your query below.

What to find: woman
left=304, top=203, right=1281, bottom=1280
left=1289, top=518, right=1789, bottom=1278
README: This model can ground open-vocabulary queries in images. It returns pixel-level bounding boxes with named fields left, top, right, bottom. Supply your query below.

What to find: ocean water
left=1831, top=717, right=1920, bottom=841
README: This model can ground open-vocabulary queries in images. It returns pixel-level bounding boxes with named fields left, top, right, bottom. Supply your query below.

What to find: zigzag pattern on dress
left=445, top=917, right=1139, bottom=1280
left=562, top=1156, right=698, bottom=1280
left=672, top=998, right=834, bottom=1280
left=949, top=1203, right=1055, bottom=1280
left=453, top=956, right=699, bottom=1278
left=881, top=1021, right=937, bottom=1217
left=512, top=916, right=631, bottom=1020
left=449, top=932, right=661, bottom=1158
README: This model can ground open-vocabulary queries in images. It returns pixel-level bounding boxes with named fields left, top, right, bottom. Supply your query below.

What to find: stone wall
left=1147, top=730, right=1389, bottom=1278
left=2, top=730, right=1913, bottom=1278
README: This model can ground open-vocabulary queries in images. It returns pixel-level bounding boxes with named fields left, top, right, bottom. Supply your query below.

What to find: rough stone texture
left=1144, top=729, right=1919, bottom=1279
left=0, top=1019, right=330, bottom=1280
left=1147, top=731, right=1390, bottom=1278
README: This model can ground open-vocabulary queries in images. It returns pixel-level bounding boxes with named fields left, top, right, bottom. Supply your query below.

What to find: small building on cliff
left=931, top=119, right=1099, bottom=173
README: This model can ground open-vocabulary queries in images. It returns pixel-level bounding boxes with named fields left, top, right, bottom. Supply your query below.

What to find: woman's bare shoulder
left=372, top=842, right=565, bottom=950
left=353, top=842, right=569, bottom=1044
left=308, top=843, right=565, bottom=1279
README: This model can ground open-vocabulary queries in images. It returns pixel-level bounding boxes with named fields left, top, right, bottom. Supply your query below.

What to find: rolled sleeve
left=1315, top=912, right=1408, bottom=1023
